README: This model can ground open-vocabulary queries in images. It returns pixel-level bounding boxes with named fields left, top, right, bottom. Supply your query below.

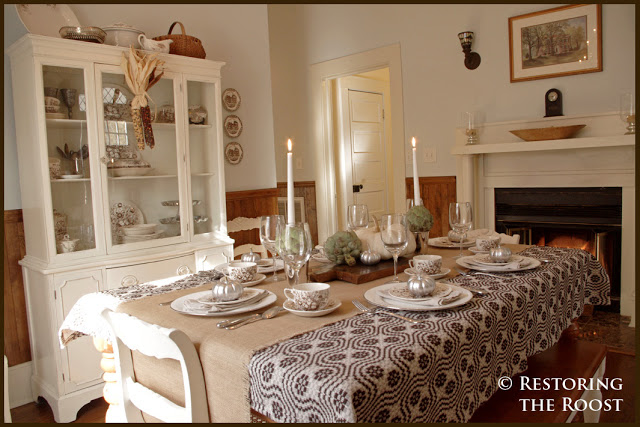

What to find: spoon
left=224, top=306, right=284, bottom=330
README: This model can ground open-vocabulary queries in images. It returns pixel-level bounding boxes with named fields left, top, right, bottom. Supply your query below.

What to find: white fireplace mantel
left=452, top=111, right=635, bottom=324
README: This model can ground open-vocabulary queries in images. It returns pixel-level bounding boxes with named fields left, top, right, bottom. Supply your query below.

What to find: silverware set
left=352, top=299, right=426, bottom=324
left=216, top=306, right=284, bottom=330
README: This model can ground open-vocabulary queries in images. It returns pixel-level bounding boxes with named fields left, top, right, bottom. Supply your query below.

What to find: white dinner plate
left=171, top=290, right=276, bottom=317
left=59, top=174, right=82, bottom=179
left=404, top=267, right=451, bottom=279
left=16, top=4, right=80, bottom=37
left=456, top=256, right=540, bottom=272
left=364, top=283, right=472, bottom=311
left=283, top=299, right=341, bottom=317
left=428, top=237, right=474, bottom=248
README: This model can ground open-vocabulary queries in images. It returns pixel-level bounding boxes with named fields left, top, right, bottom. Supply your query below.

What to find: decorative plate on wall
left=224, top=142, right=243, bottom=165
left=224, top=115, right=243, bottom=138
left=222, top=88, right=241, bottom=112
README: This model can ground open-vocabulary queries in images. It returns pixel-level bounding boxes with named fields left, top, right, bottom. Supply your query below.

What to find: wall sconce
left=458, top=31, right=481, bottom=70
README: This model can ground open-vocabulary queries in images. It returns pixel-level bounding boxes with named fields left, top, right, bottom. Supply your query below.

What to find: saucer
left=468, top=246, right=489, bottom=254
left=404, top=267, right=451, bottom=279
left=239, top=273, right=267, bottom=287
left=283, top=299, right=341, bottom=317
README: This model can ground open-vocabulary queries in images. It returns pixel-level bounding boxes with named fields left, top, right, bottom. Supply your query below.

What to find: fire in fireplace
left=494, top=188, right=622, bottom=312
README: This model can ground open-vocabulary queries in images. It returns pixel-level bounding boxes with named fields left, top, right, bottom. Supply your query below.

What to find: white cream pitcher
left=138, top=34, right=173, bottom=53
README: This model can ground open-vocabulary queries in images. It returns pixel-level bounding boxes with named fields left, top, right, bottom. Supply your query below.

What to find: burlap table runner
left=115, top=245, right=528, bottom=422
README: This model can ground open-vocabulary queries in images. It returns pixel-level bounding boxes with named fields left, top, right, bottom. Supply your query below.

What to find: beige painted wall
left=268, top=4, right=635, bottom=183
left=4, top=3, right=276, bottom=210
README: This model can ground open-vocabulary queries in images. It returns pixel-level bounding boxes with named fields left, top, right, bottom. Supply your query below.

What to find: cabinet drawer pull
left=121, top=275, right=139, bottom=287
left=177, top=265, right=192, bottom=276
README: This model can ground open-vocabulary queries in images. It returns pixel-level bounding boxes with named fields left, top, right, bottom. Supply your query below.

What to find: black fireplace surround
left=495, top=187, right=621, bottom=311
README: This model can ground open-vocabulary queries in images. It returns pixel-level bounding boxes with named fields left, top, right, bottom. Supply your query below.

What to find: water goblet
left=449, top=202, right=473, bottom=259
left=347, top=204, right=369, bottom=231
left=260, top=215, right=285, bottom=282
left=380, top=214, right=408, bottom=283
left=60, top=88, right=77, bottom=120
left=276, top=222, right=313, bottom=287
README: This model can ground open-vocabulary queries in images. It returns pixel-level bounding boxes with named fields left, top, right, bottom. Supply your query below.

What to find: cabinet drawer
left=106, top=255, right=195, bottom=288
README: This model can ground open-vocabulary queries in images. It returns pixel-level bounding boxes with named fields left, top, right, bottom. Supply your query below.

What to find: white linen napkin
left=466, top=258, right=527, bottom=271
left=377, top=288, right=463, bottom=307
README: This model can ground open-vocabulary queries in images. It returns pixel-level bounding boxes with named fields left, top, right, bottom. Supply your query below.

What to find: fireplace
left=495, top=187, right=621, bottom=311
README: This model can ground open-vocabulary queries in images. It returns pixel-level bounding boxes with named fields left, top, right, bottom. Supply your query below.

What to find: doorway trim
left=310, top=44, right=406, bottom=243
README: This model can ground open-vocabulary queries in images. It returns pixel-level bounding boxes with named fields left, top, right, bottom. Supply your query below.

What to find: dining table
left=59, top=243, right=610, bottom=423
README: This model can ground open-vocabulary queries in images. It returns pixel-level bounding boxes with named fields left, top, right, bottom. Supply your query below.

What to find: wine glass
left=60, top=89, right=77, bottom=120
left=449, top=202, right=473, bottom=259
left=619, top=93, right=635, bottom=135
left=380, top=214, right=408, bottom=283
left=260, top=215, right=285, bottom=282
left=347, top=204, right=369, bottom=231
left=276, top=222, right=313, bottom=287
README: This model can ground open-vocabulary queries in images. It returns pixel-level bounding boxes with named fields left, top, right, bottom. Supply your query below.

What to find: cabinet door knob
left=121, top=275, right=139, bottom=287
left=177, top=265, right=192, bottom=276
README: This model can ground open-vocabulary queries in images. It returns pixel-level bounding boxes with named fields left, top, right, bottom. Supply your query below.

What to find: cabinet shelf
left=108, top=174, right=178, bottom=180
left=46, top=118, right=212, bottom=130
left=51, top=177, right=90, bottom=182
left=192, top=172, right=216, bottom=177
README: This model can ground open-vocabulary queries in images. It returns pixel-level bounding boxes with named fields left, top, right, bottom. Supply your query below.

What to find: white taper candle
left=412, top=137, right=420, bottom=205
left=287, top=139, right=295, bottom=224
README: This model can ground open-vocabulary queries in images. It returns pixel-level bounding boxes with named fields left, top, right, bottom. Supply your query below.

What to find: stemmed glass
left=449, top=202, right=473, bottom=259
left=60, top=89, right=77, bottom=120
left=260, top=215, right=285, bottom=282
left=276, top=222, right=313, bottom=287
left=380, top=214, right=408, bottom=283
left=347, top=204, right=369, bottom=231
left=619, top=93, right=635, bottom=135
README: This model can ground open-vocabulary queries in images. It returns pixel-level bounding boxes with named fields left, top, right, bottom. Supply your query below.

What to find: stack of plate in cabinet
left=120, top=223, right=163, bottom=243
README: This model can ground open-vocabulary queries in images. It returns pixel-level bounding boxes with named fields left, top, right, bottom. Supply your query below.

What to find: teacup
left=222, top=261, right=257, bottom=282
left=476, top=235, right=501, bottom=252
left=57, top=234, right=79, bottom=253
left=409, top=255, right=442, bottom=275
left=284, top=282, right=330, bottom=311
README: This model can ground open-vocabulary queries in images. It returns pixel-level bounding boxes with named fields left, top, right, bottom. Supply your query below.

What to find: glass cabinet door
left=98, top=67, right=187, bottom=249
left=185, top=79, right=222, bottom=239
left=42, top=65, right=98, bottom=255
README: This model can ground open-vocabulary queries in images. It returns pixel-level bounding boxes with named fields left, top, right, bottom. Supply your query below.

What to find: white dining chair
left=226, top=216, right=269, bottom=259
left=100, top=309, right=209, bottom=423
left=498, top=233, right=520, bottom=244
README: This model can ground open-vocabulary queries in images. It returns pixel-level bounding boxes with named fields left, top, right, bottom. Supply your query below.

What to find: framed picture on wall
left=509, top=4, right=602, bottom=83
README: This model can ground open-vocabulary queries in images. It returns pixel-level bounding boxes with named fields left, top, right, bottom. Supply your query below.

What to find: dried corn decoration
left=120, top=47, right=165, bottom=149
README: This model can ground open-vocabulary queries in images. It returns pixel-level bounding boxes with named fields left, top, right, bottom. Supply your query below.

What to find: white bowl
left=109, top=167, right=153, bottom=177
left=102, top=24, right=143, bottom=48
left=122, top=224, right=157, bottom=236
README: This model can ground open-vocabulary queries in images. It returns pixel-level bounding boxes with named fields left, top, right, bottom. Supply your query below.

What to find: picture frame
left=509, top=4, right=602, bottom=83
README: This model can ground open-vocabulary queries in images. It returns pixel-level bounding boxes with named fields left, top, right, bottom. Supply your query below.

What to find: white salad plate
left=468, top=246, right=489, bottom=254
left=283, top=299, right=341, bottom=317
left=404, top=267, right=451, bottom=279
left=256, top=259, right=284, bottom=273
left=364, top=283, right=472, bottom=312
left=196, top=288, right=265, bottom=306
left=470, top=254, right=525, bottom=266
left=384, top=282, right=455, bottom=302
left=122, top=223, right=157, bottom=236
left=171, top=290, right=276, bottom=317
left=428, top=237, right=474, bottom=248
left=16, top=4, right=80, bottom=38
left=456, top=256, right=540, bottom=272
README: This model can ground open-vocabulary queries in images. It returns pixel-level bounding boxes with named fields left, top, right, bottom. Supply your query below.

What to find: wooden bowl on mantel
left=509, top=124, right=586, bottom=142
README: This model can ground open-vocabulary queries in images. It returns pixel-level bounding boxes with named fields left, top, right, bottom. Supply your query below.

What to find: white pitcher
left=138, top=34, right=173, bottom=53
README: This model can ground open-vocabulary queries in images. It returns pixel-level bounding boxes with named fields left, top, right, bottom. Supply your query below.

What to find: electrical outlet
left=296, top=158, right=303, bottom=169
left=423, top=147, right=436, bottom=163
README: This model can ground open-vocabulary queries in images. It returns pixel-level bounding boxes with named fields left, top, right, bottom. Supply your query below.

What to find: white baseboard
left=8, top=362, right=35, bottom=408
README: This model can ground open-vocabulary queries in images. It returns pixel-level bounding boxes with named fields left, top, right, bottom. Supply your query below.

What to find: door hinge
left=54, top=290, right=57, bottom=299
left=353, top=184, right=363, bottom=193
left=62, top=372, right=65, bottom=382
left=382, top=109, right=385, bottom=119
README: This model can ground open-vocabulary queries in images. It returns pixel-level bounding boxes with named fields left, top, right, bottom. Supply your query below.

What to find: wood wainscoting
left=225, top=188, right=279, bottom=257
left=405, top=176, right=456, bottom=238
left=3, top=210, right=31, bottom=366
left=277, top=181, right=319, bottom=246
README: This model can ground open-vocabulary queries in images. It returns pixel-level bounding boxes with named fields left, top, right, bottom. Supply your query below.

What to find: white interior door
left=336, top=75, right=391, bottom=229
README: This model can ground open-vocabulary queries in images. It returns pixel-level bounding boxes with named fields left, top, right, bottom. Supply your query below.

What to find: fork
left=454, top=267, right=504, bottom=279
left=352, top=299, right=425, bottom=324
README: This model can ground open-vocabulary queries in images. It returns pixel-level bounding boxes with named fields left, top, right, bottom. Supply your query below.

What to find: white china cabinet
left=7, top=35, right=233, bottom=422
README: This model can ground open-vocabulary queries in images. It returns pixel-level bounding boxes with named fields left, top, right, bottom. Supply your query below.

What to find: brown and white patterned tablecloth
left=248, top=247, right=609, bottom=422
